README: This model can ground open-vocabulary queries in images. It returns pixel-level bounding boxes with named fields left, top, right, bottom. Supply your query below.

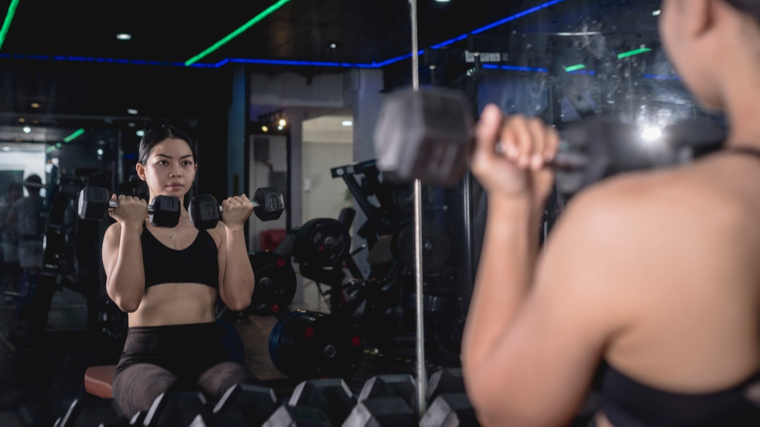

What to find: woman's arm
left=461, top=106, right=626, bottom=425
left=217, top=195, right=255, bottom=312
left=102, top=195, right=148, bottom=313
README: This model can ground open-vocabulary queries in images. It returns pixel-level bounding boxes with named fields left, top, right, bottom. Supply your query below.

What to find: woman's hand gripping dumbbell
left=189, top=187, right=285, bottom=230
left=77, top=186, right=181, bottom=227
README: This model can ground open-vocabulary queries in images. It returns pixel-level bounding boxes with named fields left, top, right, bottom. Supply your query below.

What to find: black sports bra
left=140, top=224, right=219, bottom=290
left=601, top=366, right=760, bottom=427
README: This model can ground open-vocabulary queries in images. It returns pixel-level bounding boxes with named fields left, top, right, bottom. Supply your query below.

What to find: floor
left=0, top=279, right=456, bottom=426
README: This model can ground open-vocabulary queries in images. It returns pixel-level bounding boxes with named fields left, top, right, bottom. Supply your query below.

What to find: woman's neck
left=721, top=60, right=760, bottom=147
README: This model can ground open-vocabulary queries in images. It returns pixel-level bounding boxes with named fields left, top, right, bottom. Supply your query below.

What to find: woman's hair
left=724, top=0, right=760, bottom=21
left=138, top=125, right=197, bottom=166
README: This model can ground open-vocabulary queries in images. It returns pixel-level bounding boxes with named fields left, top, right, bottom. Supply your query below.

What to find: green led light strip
left=45, top=145, right=55, bottom=153
left=0, top=0, right=20, bottom=50
left=185, top=0, right=292, bottom=66
left=64, top=128, right=85, bottom=143
left=564, top=64, right=586, bottom=72
left=618, top=47, right=651, bottom=59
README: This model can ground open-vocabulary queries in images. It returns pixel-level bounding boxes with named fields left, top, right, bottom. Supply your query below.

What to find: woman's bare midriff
left=128, top=282, right=218, bottom=327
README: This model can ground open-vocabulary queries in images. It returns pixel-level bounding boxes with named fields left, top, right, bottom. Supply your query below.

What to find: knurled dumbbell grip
left=108, top=200, right=156, bottom=213
left=218, top=201, right=260, bottom=213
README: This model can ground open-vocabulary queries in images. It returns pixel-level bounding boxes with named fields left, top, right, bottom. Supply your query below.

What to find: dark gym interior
left=0, top=0, right=722, bottom=426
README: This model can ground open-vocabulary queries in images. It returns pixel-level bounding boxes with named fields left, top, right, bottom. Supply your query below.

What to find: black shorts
left=115, top=322, right=232, bottom=388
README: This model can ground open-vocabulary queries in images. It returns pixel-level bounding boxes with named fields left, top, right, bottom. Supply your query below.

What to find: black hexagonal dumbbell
left=77, top=186, right=180, bottom=228
left=189, top=187, right=285, bottom=230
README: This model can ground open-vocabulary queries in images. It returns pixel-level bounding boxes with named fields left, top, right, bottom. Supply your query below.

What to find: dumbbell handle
left=107, top=200, right=158, bottom=213
left=217, top=201, right=260, bottom=213
left=495, top=141, right=589, bottom=169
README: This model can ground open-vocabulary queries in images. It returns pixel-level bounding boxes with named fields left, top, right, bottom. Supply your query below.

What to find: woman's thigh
left=112, top=363, right=178, bottom=417
left=197, top=361, right=255, bottom=399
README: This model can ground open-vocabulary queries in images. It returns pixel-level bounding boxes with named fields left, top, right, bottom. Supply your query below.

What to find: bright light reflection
left=641, top=127, right=662, bottom=142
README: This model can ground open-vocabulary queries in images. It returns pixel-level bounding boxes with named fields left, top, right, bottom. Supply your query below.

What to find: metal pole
left=410, top=0, right=427, bottom=419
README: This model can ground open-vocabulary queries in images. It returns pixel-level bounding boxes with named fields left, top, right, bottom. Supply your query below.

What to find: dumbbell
left=77, top=186, right=181, bottom=227
left=189, top=187, right=285, bottom=230
left=373, top=88, right=726, bottom=193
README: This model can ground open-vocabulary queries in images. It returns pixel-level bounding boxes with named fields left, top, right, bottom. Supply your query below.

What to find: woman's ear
left=686, top=0, right=714, bottom=38
left=135, top=162, right=147, bottom=181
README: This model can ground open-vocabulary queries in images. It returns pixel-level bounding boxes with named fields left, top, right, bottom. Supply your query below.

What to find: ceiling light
left=127, top=109, right=138, bottom=115
left=277, top=125, right=284, bottom=131
left=436, top=0, right=451, bottom=2
left=279, top=119, right=287, bottom=126
left=0, top=0, right=20, bottom=51
left=128, top=122, right=135, bottom=127
left=342, top=120, right=353, bottom=127
left=262, top=126, right=269, bottom=132
left=641, top=127, right=662, bottom=142
left=653, top=10, right=661, bottom=16
left=18, top=118, right=25, bottom=123
left=136, top=130, right=145, bottom=137
left=185, top=0, right=293, bottom=66
left=564, top=64, right=586, bottom=72
left=31, top=103, right=40, bottom=108
left=117, top=33, right=132, bottom=41
left=2, top=147, right=10, bottom=151
left=97, top=149, right=104, bottom=156
left=64, top=128, right=85, bottom=143
left=618, top=47, right=652, bottom=59
left=329, top=43, right=337, bottom=50
left=22, top=126, right=31, bottom=133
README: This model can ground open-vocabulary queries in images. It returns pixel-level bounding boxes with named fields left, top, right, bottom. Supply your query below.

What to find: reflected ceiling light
left=127, top=108, right=138, bottom=115
left=618, top=47, right=652, bottom=59
left=2, top=147, right=9, bottom=151
left=116, top=33, right=132, bottom=40
left=329, top=43, right=337, bottom=50
left=342, top=120, right=353, bottom=127
left=97, top=149, right=104, bottom=155
left=185, top=0, right=292, bottom=66
left=262, top=125, right=269, bottom=132
left=18, top=117, right=25, bottom=123
left=279, top=119, right=287, bottom=126
left=641, top=127, right=662, bottom=142
left=136, top=130, right=145, bottom=137
left=564, top=64, right=586, bottom=72
left=64, top=128, right=85, bottom=143
left=653, top=10, right=661, bottom=16
left=31, top=103, right=40, bottom=108
left=277, top=125, right=284, bottom=131
left=128, top=122, right=135, bottom=127
left=436, top=0, right=451, bottom=2
left=0, top=0, right=20, bottom=50
left=22, top=126, right=31, bottom=133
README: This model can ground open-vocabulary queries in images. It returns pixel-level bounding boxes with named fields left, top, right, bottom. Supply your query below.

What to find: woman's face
left=137, top=138, right=197, bottom=200
left=659, top=0, right=724, bottom=110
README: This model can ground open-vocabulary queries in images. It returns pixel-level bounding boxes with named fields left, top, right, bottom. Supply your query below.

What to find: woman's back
left=602, top=152, right=760, bottom=393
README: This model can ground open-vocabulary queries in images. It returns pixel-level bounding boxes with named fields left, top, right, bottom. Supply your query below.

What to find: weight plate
left=247, top=252, right=297, bottom=317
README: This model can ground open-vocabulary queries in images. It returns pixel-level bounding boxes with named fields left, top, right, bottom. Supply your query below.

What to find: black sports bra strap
left=724, top=146, right=760, bottom=161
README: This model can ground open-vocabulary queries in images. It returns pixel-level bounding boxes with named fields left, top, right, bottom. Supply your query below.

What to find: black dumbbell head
left=253, top=187, right=285, bottom=221
left=189, top=194, right=221, bottom=230
left=78, top=186, right=111, bottom=220
left=374, top=89, right=474, bottom=186
left=149, top=195, right=181, bottom=228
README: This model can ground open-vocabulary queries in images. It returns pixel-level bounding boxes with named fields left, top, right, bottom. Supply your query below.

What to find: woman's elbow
left=223, top=294, right=251, bottom=312
left=113, top=296, right=140, bottom=313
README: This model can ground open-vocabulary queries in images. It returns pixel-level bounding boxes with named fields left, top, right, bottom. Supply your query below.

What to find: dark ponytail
left=724, top=0, right=760, bottom=22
